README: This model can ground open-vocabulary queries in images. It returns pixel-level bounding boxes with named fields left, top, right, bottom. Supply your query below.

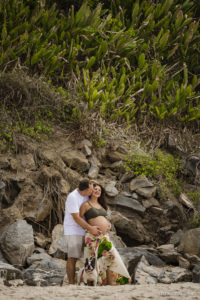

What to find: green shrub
left=124, top=149, right=182, bottom=196
left=188, top=211, right=200, bottom=228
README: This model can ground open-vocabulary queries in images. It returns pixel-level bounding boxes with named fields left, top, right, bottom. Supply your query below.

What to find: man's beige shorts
left=64, top=235, right=85, bottom=258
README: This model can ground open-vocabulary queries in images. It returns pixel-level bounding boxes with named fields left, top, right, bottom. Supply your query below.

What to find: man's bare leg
left=67, top=257, right=77, bottom=284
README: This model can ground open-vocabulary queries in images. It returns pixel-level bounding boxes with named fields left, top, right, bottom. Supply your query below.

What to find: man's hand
left=89, top=225, right=101, bottom=236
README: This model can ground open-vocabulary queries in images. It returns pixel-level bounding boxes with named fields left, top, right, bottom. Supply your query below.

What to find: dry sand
left=0, top=282, right=200, bottom=300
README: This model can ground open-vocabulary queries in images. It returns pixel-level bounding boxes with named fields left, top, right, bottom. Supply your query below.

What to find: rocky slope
left=0, top=127, right=200, bottom=286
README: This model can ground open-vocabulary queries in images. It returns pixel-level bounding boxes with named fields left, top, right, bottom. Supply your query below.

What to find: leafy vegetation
left=124, top=149, right=182, bottom=197
left=0, top=0, right=200, bottom=147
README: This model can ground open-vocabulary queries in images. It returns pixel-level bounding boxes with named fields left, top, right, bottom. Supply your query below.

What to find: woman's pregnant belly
left=88, top=216, right=111, bottom=234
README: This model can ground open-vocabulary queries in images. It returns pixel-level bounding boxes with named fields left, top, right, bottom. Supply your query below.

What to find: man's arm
left=71, top=213, right=100, bottom=236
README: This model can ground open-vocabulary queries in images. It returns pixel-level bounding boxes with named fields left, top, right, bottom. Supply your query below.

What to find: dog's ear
left=91, top=257, right=96, bottom=268
left=85, top=258, right=88, bottom=267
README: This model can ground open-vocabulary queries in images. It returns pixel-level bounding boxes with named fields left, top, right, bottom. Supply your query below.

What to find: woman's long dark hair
left=93, top=183, right=108, bottom=210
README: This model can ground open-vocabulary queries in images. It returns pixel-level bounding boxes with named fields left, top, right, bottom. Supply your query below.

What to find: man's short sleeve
left=66, top=194, right=79, bottom=214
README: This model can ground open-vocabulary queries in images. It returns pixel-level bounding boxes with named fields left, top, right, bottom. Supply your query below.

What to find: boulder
left=178, top=228, right=200, bottom=256
left=0, top=249, right=8, bottom=263
left=178, top=256, right=190, bottom=269
left=142, top=198, right=160, bottom=209
left=0, top=205, right=22, bottom=233
left=27, top=253, right=52, bottom=266
left=158, top=267, right=192, bottom=283
left=113, top=214, right=148, bottom=245
left=106, top=151, right=125, bottom=163
left=48, top=224, right=67, bottom=258
left=110, top=194, right=145, bottom=214
left=169, top=229, right=184, bottom=246
left=0, top=261, right=23, bottom=281
left=192, top=265, right=200, bottom=283
left=61, top=150, right=89, bottom=171
left=184, top=253, right=200, bottom=267
left=37, top=149, right=66, bottom=170
left=118, top=247, right=165, bottom=267
left=0, top=220, right=34, bottom=266
left=104, top=181, right=119, bottom=197
left=136, top=186, right=157, bottom=199
left=157, top=244, right=180, bottom=265
left=129, top=176, right=154, bottom=192
left=88, top=156, right=101, bottom=179
left=23, top=259, right=66, bottom=286
left=34, top=232, right=51, bottom=248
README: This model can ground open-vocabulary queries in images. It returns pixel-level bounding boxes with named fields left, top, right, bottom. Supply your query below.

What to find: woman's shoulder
left=81, top=201, right=90, bottom=209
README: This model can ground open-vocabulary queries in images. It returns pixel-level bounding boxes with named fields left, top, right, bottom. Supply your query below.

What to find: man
left=63, top=179, right=100, bottom=284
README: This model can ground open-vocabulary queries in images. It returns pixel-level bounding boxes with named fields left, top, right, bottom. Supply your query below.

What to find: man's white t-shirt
left=63, top=188, right=88, bottom=236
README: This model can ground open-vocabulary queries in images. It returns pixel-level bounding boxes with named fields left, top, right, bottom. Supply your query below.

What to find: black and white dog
left=77, top=257, right=98, bottom=286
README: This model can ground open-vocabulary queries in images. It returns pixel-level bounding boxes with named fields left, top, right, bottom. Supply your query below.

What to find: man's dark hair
left=79, top=179, right=91, bottom=191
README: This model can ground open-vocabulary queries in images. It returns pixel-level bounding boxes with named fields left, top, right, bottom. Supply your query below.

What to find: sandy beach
left=0, top=282, right=200, bottom=300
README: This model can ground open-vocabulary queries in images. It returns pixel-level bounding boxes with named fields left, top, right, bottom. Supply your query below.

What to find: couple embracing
left=63, top=179, right=130, bottom=285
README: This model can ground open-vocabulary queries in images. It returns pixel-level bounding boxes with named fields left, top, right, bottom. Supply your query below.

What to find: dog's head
left=84, top=257, right=96, bottom=272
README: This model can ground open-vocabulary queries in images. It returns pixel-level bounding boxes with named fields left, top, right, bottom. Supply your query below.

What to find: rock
left=111, top=194, right=146, bottom=214
left=136, top=186, right=157, bottom=199
left=3, top=279, right=24, bottom=287
left=157, top=244, right=180, bottom=265
left=149, top=207, right=164, bottom=215
left=23, top=259, right=66, bottom=286
left=77, top=139, right=92, bottom=151
left=158, top=267, right=192, bottom=283
left=17, top=154, right=36, bottom=170
left=0, top=220, right=34, bottom=266
left=109, top=231, right=126, bottom=248
left=82, top=144, right=92, bottom=156
left=113, top=214, right=147, bottom=245
left=179, top=193, right=195, bottom=210
left=61, top=150, right=89, bottom=172
left=48, top=224, right=67, bottom=258
left=129, top=176, right=154, bottom=192
left=178, top=256, right=190, bottom=269
left=0, top=205, right=22, bottom=233
left=0, top=249, right=8, bottom=263
left=132, top=192, right=139, bottom=199
left=13, top=181, right=52, bottom=222
left=0, top=261, right=23, bottom=281
left=107, top=151, right=125, bottom=163
left=184, top=253, right=200, bottom=267
left=178, top=228, right=200, bottom=256
left=60, top=179, right=70, bottom=195
left=109, top=161, right=126, bottom=173
left=104, top=181, right=119, bottom=197
left=0, top=181, right=6, bottom=189
left=0, top=157, right=10, bottom=169
left=88, top=156, right=101, bottom=179
left=88, top=165, right=99, bottom=179
left=27, top=253, right=52, bottom=266
left=167, top=133, right=186, bottom=153
left=169, top=229, right=184, bottom=246
left=135, top=256, right=160, bottom=284
left=63, top=167, right=82, bottom=190
left=142, top=198, right=160, bottom=209
left=163, top=200, right=186, bottom=222
left=119, top=172, right=134, bottom=183
left=37, top=149, right=66, bottom=170
left=34, top=232, right=51, bottom=248
left=192, top=265, right=200, bottom=283
left=185, top=155, right=200, bottom=178
left=117, top=247, right=165, bottom=267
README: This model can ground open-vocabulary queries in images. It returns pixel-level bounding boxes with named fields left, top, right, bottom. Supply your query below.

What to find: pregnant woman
left=80, top=183, right=131, bottom=285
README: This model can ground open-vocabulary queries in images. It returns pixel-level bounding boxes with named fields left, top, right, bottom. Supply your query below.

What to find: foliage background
left=0, top=0, right=200, bottom=147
